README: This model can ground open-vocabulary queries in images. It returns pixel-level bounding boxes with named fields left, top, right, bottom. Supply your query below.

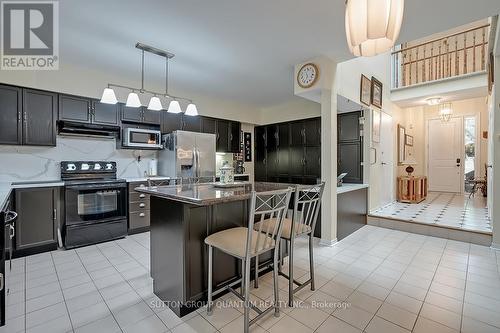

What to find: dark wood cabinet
left=255, top=117, right=321, bottom=185
left=0, top=85, right=57, bottom=147
left=182, top=115, right=201, bottom=132
left=92, top=101, right=120, bottom=125
left=201, top=117, right=216, bottom=134
left=161, top=112, right=183, bottom=134
left=14, top=187, right=59, bottom=254
left=255, top=126, right=267, bottom=181
left=59, top=94, right=92, bottom=123
left=0, top=85, right=22, bottom=145
left=121, top=105, right=160, bottom=125
left=229, top=121, right=241, bottom=153
left=22, top=89, right=57, bottom=146
left=216, top=119, right=229, bottom=152
left=142, top=109, right=161, bottom=125
left=338, top=111, right=363, bottom=183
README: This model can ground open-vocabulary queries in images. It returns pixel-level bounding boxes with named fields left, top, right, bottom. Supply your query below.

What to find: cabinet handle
left=139, top=194, right=145, bottom=198
left=139, top=213, right=145, bottom=217
left=9, top=224, right=14, bottom=239
left=139, top=203, right=145, bottom=208
left=230, top=133, right=233, bottom=141
left=18, top=111, right=21, bottom=122
left=263, top=158, right=267, bottom=165
left=23, top=111, right=27, bottom=123
left=53, top=209, right=57, bottom=221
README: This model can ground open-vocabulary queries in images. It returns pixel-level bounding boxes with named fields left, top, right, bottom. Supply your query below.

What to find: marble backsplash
left=0, top=136, right=157, bottom=182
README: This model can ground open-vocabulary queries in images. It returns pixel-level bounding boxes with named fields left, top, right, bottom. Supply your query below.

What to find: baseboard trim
left=319, top=238, right=338, bottom=247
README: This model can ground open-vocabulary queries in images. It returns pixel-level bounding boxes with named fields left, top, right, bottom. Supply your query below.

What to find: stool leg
left=273, top=245, right=280, bottom=317
left=243, top=258, right=251, bottom=333
left=288, top=239, right=294, bottom=307
left=254, top=255, right=259, bottom=288
left=207, top=245, right=213, bottom=315
left=309, top=235, right=315, bottom=291
left=241, top=259, right=245, bottom=295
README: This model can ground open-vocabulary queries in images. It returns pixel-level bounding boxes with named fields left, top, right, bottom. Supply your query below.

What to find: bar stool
left=254, top=182, right=325, bottom=306
left=205, top=188, right=292, bottom=333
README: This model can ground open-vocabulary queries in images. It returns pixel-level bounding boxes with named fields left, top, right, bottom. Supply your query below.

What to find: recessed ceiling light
left=426, top=97, right=442, bottom=105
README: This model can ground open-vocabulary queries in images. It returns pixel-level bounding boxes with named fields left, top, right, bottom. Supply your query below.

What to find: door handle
left=370, top=147, right=377, bottom=165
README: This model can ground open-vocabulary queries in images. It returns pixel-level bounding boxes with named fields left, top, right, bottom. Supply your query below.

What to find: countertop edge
left=337, top=184, right=369, bottom=194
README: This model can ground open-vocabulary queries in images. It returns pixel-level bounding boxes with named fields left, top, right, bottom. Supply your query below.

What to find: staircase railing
left=391, top=24, right=490, bottom=89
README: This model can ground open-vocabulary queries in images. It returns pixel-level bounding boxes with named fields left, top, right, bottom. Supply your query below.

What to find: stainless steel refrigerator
left=158, top=131, right=216, bottom=181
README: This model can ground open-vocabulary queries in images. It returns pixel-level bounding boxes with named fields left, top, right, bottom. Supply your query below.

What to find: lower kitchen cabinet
left=14, top=187, right=60, bottom=256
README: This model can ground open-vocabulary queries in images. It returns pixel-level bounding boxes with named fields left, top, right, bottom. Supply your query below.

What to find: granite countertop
left=0, top=183, right=13, bottom=210
left=124, top=176, right=176, bottom=183
left=337, top=183, right=369, bottom=194
left=1, top=180, right=66, bottom=210
left=135, top=182, right=294, bottom=206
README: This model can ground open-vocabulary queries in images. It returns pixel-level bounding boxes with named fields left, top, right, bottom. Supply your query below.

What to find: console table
left=397, top=176, right=427, bottom=203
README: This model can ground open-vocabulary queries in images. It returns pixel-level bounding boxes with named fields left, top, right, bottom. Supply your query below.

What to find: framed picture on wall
left=398, top=124, right=406, bottom=164
left=405, top=134, right=414, bottom=146
left=360, top=74, right=371, bottom=106
left=372, top=109, right=381, bottom=143
left=371, top=76, right=383, bottom=108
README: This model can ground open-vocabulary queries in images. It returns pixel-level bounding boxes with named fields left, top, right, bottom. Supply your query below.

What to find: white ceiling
left=59, top=0, right=500, bottom=108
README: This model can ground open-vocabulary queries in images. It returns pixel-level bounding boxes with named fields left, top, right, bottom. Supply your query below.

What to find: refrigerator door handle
left=196, top=149, right=201, bottom=178
left=0, top=273, right=3, bottom=291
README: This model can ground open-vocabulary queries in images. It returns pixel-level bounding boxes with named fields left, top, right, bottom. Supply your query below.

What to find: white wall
left=335, top=53, right=404, bottom=211
left=259, top=97, right=320, bottom=125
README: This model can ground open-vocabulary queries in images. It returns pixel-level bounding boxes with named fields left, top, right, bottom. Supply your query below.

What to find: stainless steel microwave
left=122, top=128, right=162, bottom=149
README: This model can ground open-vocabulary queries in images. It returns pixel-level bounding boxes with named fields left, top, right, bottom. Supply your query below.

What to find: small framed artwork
left=372, top=109, right=381, bottom=143
left=371, top=76, right=383, bottom=108
left=398, top=124, right=406, bottom=164
left=244, top=132, right=252, bottom=162
left=360, top=74, right=371, bottom=106
left=405, top=134, right=414, bottom=146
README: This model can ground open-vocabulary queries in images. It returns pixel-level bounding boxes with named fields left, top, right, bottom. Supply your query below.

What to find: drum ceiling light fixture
left=100, top=42, right=198, bottom=116
left=345, top=0, right=405, bottom=57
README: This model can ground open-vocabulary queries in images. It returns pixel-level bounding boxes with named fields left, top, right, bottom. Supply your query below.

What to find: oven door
left=65, top=182, right=127, bottom=226
left=123, top=128, right=162, bottom=149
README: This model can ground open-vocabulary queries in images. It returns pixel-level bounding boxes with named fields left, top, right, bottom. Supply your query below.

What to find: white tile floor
left=2, top=225, right=500, bottom=333
left=371, top=192, right=492, bottom=233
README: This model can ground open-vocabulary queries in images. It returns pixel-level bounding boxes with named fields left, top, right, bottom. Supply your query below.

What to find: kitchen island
left=135, top=182, right=293, bottom=317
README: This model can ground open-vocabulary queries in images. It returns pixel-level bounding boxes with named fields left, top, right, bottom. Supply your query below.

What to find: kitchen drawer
left=129, top=192, right=149, bottom=202
left=129, top=182, right=148, bottom=192
left=129, top=201, right=150, bottom=212
left=129, top=210, right=150, bottom=230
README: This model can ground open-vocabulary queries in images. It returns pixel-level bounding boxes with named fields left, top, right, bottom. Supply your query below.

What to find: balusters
left=472, top=31, right=476, bottom=72
left=463, top=33, right=467, bottom=74
left=409, top=50, right=412, bottom=86
left=422, top=47, right=426, bottom=82
left=481, top=27, right=486, bottom=70
left=416, top=48, right=419, bottom=84
left=429, top=44, right=433, bottom=81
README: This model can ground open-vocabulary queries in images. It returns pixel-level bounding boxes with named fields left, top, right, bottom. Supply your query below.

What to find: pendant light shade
left=126, top=92, right=142, bottom=107
left=167, top=100, right=182, bottom=114
left=147, top=96, right=163, bottom=111
left=100, top=88, right=118, bottom=104
left=345, top=0, right=405, bottom=57
left=184, top=103, right=198, bottom=116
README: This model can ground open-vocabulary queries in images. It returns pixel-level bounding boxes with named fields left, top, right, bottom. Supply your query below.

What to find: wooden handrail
left=400, top=42, right=488, bottom=66
left=392, top=23, right=490, bottom=54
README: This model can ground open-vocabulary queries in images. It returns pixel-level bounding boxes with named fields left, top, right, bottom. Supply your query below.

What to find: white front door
left=428, top=117, right=463, bottom=192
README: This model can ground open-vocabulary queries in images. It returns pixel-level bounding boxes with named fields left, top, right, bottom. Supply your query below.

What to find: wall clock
left=297, top=63, right=319, bottom=88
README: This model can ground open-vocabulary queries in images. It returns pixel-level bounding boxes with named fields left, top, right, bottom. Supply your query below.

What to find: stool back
left=291, top=182, right=325, bottom=238
left=247, top=188, right=293, bottom=258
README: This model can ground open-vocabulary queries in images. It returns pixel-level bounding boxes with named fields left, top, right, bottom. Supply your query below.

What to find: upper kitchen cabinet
left=92, top=101, right=120, bottom=125
left=161, top=111, right=183, bottom=134
left=0, top=84, right=22, bottom=145
left=22, top=89, right=57, bottom=146
left=59, top=94, right=92, bottom=123
left=182, top=115, right=201, bottom=132
left=59, top=94, right=120, bottom=126
left=0, top=85, right=57, bottom=147
left=216, top=120, right=241, bottom=153
left=291, top=118, right=320, bottom=146
left=201, top=116, right=216, bottom=134
left=121, top=105, right=160, bottom=125
left=229, top=121, right=241, bottom=153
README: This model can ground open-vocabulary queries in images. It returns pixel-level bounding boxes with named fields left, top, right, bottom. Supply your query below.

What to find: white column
left=320, top=67, right=338, bottom=245
left=491, top=54, right=500, bottom=248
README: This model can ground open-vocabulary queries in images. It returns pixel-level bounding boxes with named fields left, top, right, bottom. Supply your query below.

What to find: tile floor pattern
left=371, top=192, right=492, bottom=233
left=2, top=225, right=500, bottom=333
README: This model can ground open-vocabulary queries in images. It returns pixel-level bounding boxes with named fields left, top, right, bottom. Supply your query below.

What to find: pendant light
left=100, top=87, right=117, bottom=104
left=185, top=103, right=198, bottom=116
left=126, top=92, right=142, bottom=108
left=168, top=100, right=182, bottom=114
left=147, top=96, right=163, bottom=111
left=439, top=103, right=453, bottom=122
left=101, top=43, right=198, bottom=115
left=345, top=0, right=405, bottom=57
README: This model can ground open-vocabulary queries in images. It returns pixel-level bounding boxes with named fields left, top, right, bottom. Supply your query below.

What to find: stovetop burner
left=61, top=161, right=118, bottom=181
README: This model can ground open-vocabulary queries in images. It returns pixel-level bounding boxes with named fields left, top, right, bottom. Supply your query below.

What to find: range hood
left=57, top=121, right=120, bottom=138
